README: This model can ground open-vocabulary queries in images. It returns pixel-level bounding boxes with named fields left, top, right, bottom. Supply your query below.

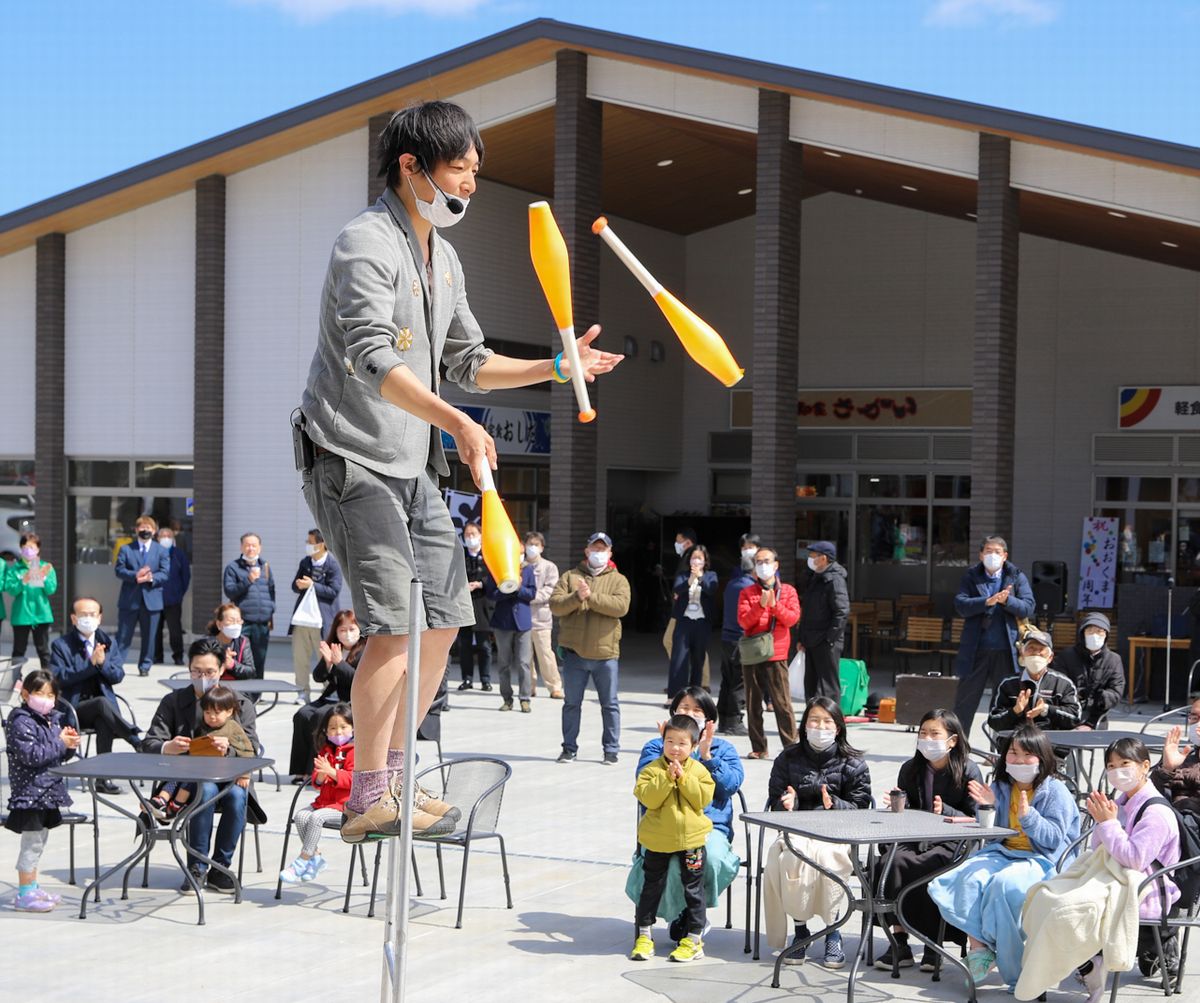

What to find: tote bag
left=291, top=585, right=322, bottom=630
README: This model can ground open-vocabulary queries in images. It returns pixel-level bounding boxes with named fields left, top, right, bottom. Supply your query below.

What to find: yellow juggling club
left=591, top=216, right=744, bottom=388
left=478, top=465, right=522, bottom=594
left=528, top=201, right=597, bottom=423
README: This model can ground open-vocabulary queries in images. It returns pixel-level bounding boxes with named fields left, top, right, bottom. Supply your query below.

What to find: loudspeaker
left=1031, top=560, right=1068, bottom=618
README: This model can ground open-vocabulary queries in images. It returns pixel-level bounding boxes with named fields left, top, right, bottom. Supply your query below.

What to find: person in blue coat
left=485, top=563, right=537, bottom=712
left=223, top=532, right=276, bottom=679
left=637, top=685, right=745, bottom=940
left=153, top=525, right=191, bottom=666
left=950, top=535, right=1035, bottom=737
left=667, top=546, right=719, bottom=699
left=114, top=513, right=171, bottom=676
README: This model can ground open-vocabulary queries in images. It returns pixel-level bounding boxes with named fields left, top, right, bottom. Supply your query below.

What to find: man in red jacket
left=737, top=546, right=800, bottom=759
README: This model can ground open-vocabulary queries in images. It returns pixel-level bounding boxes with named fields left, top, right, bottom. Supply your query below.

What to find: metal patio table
left=158, top=676, right=301, bottom=717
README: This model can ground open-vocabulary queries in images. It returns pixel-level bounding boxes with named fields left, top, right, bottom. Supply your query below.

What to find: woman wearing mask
left=667, top=545, right=719, bottom=699
left=288, top=610, right=367, bottom=779
left=206, top=603, right=255, bottom=681
left=763, top=696, right=871, bottom=969
left=3, top=533, right=58, bottom=668
left=928, top=723, right=1080, bottom=992
left=873, top=709, right=982, bottom=973
left=456, top=521, right=493, bottom=692
left=523, top=532, right=563, bottom=699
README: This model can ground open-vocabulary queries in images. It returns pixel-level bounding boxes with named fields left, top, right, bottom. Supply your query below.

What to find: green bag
left=737, top=617, right=776, bottom=665
left=838, top=657, right=870, bottom=717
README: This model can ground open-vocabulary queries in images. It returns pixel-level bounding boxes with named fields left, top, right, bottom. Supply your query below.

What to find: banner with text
left=1119, top=387, right=1200, bottom=430
left=1078, top=516, right=1118, bottom=610
left=440, top=406, right=551, bottom=455
left=730, top=388, right=971, bottom=428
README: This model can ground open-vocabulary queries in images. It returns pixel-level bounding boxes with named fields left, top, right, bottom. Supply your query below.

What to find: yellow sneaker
left=630, top=934, right=655, bottom=961
left=669, top=936, right=704, bottom=963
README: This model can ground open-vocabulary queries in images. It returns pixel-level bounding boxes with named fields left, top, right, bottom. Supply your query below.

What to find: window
left=0, top=458, right=35, bottom=561
left=796, top=473, right=852, bottom=498
left=858, top=474, right=928, bottom=499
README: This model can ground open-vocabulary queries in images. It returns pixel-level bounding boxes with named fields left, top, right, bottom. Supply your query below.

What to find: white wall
left=224, top=129, right=366, bottom=628
left=0, top=247, right=36, bottom=454
left=65, top=191, right=196, bottom=455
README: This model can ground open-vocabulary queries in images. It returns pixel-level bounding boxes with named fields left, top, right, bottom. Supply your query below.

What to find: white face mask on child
left=1007, top=762, right=1039, bottom=785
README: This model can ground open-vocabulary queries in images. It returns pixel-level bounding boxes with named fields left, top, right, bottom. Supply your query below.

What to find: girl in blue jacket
left=3, top=670, right=81, bottom=912
left=636, top=686, right=745, bottom=940
left=929, top=723, right=1080, bottom=991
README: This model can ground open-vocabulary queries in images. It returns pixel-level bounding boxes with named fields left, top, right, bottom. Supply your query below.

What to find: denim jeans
left=560, top=651, right=621, bottom=755
left=187, top=781, right=249, bottom=871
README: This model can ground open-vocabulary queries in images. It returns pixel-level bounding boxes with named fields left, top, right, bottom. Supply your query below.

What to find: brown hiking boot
left=341, top=791, right=456, bottom=843
left=388, top=775, right=462, bottom=825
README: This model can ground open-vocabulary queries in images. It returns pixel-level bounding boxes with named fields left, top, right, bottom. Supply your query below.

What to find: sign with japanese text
left=1119, top=387, right=1200, bottom=430
left=440, top=406, right=551, bottom=455
left=730, top=388, right=971, bottom=428
left=1078, top=516, right=1118, bottom=610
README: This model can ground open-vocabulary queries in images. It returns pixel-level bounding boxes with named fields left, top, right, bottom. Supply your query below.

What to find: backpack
left=1133, top=796, right=1200, bottom=911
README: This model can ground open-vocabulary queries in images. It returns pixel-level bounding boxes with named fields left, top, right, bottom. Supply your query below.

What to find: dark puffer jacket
left=767, top=741, right=872, bottom=812
left=1053, top=612, right=1125, bottom=728
left=798, top=561, right=850, bottom=648
left=4, top=704, right=74, bottom=811
left=895, top=754, right=983, bottom=818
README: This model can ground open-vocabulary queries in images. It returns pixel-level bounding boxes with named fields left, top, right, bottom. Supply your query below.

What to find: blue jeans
left=117, top=606, right=161, bottom=673
left=187, top=782, right=248, bottom=871
left=560, top=651, right=620, bottom=755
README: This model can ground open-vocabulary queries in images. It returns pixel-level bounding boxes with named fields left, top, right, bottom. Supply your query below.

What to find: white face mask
left=1192, top=723, right=1200, bottom=746
left=587, top=550, right=610, bottom=569
left=1020, top=654, right=1050, bottom=678
left=806, top=556, right=820, bottom=572
left=982, top=553, right=1004, bottom=573
left=158, top=537, right=174, bottom=550
left=464, top=536, right=481, bottom=554
left=408, top=172, right=468, bottom=228
left=917, top=738, right=950, bottom=761
left=222, top=623, right=243, bottom=640
left=806, top=727, right=836, bottom=752
left=305, top=543, right=320, bottom=556
left=193, top=676, right=218, bottom=696
left=338, top=629, right=360, bottom=647
left=1084, top=633, right=1106, bottom=652
left=755, top=562, right=775, bottom=581
left=674, top=541, right=687, bottom=556
left=76, top=616, right=100, bottom=636
left=1106, top=766, right=1141, bottom=793
left=525, top=545, right=542, bottom=561
left=1007, top=761, right=1039, bottom=785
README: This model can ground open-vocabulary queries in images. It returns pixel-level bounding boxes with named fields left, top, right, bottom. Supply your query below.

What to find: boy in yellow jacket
left=631, top=714, right=715, bottom=963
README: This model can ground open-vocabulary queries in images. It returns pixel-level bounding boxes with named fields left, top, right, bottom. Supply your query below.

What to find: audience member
left=486, top=560, right=537, bottom=713
left=1054, top=612, right=1125, bottom=729
left=797, top=541, right=850, bottom=702
left=288, top=528, right=343, bottom=704
left=987, top=628, right=1081, bottom=733
left=289, top=610, right=366, bottom=779
left=114, top=514, right=170, bottom=676
left=524, top=532, right=563, bottom=699
left=667, top=545, right=718, bottom=699
left=457, top=521, right=493, bottom=691
left=4, top=533, right=57, bottom=669
left=662, top=527, right=710, bottom=690
left=153, top=525, right=191, bottom=666
left=223, top=533, right=275, bottom=678
left=716, top=534, right=757, bottom=736
left=207, top=603, right=256, bottom=680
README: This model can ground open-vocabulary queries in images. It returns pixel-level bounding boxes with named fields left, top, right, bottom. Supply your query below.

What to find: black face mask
left=137, top=530, right=154, bottom=540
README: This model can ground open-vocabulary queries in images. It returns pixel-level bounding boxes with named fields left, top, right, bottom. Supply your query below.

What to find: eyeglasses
left=189, top=671, right=221, bottom=680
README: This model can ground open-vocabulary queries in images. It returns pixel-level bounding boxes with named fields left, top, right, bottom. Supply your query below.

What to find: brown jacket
left=549, top=563, right=631, bottom=661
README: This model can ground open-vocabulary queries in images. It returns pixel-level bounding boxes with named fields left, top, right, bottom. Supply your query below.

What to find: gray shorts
left=303, top=452, right=473, bottom=636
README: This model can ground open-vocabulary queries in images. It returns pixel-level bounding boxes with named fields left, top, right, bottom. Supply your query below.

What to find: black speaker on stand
left=1031, top=561, right=1068, bottom=621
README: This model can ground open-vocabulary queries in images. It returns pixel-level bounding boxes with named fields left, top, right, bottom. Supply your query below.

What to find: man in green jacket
left=4, top=532, right=57, bottom=668
left=550, top=532, right=631, bottom=765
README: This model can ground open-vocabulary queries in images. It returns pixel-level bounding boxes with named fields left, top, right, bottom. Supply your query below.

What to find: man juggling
left=298, top=101, right=623, bottom=842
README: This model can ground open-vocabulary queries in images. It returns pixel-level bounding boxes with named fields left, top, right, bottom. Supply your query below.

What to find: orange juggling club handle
left=528, top=201, right=596, bottom=423
left=591, top=216, right=744, bottom=388
left=478, top=466, right=522, bottom=594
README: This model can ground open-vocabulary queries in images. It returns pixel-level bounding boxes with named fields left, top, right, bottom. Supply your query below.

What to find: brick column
left=35, top=233, right=67, bottom=627
left=970, top=134, right=1020, bottom=548
left=367, top=111, right=394, bottom=205
left=547, top=49, right=602, bottom=569
left=192, top=175, right=226, bottom=631
left=751, top=90, right=803, bottom=584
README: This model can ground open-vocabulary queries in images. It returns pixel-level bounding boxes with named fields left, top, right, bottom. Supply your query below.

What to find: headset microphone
left=426, top=173, right=463, bottom=214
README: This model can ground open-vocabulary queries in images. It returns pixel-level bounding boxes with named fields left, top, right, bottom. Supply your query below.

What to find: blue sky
left=2, top=0, right=1197, bottom=217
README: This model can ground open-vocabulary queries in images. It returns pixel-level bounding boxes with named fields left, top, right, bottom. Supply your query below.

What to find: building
left=2, top=19, right=1199, bottom=657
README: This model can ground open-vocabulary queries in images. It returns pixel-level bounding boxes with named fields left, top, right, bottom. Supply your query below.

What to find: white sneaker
left=279, top=859, right=309, bottom=884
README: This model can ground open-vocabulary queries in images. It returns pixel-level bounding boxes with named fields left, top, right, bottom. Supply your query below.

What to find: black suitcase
left=894, top=672, right=959, bottom=728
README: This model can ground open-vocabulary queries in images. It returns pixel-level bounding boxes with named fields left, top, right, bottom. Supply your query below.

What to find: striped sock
left=346, top=769, right=389, bottom=814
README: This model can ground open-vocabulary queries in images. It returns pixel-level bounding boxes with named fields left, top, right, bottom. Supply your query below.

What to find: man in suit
left=288, top=528, right=343, bottom=702
left=951, top=535, right=1036, bottom=737
left=298, top=100, right=622, bottom=842
left=50, top=595, right=141, bottom=795
left=154, top=524, right=191, bottom=666
left=114, top=513, right=171, bottom=676
left=142, top=637, right=262, bottom=895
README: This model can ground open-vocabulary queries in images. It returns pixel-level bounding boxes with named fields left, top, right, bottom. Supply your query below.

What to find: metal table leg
left=77, top=780, right=153, bottom=919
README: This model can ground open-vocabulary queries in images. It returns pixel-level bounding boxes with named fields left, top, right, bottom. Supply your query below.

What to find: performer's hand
left=780, top=786, right=797, bottom=811
left=560, top=325, right=623, bottom=383
left=967, top=779, right=995, bottom=806
left=453, top=417, right=497, bottom=490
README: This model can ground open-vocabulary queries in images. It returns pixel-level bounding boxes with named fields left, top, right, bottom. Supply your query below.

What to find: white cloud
left=925, top=0, right=1059, bottom=26
left=236, top=0, right=493, bottom=22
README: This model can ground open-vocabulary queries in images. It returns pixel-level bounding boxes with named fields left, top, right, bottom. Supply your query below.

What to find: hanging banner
left=440, top=406, right=550, bottom=455
left=1078, top=516, right=1118, bottom=610
left=444, top=490, right=481, bottom=543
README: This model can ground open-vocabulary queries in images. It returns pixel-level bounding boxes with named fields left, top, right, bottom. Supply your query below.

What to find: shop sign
left=1119, top=387, right=1200, bottom=430
left=441, top=406, right=550, bottom=455
left=731, top=388, right=971, bottom=428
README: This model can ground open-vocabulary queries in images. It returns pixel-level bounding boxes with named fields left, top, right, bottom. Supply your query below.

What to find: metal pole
left=381, top=579, right=423, bottom=1003
left=1164, top=578, right=1175, bottom=712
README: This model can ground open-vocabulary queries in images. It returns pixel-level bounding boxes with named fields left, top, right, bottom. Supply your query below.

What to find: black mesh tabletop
left=741, top=809, right=1015, bottom=846
left=50, top=751, right=273, bottom=783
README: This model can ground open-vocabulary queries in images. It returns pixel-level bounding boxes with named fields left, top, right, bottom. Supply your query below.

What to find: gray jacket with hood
left=1053, top=612, right=1126, bottom=728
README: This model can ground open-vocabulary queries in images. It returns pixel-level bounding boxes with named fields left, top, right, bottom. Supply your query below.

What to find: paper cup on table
left=975, top=805, right=996, bottom=828
left=888, top=789, right=906, bottom=813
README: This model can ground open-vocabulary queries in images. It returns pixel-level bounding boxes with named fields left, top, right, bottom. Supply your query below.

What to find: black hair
left=377, top=101, right=484, bottom=189
left=910, top=708, right=970, bottom=790
left=308, top=528, right=324, bottom=544
left=22, top=669, right=58, bottom=698
left=801, top=696, right=862, bottom=760
left=685, top=544, right=711, bottom=571
left=663, top=714, right=700, bottom=746
left=200, top=685, right=241, bottom=719
left=669, top=686, right=717, bottom=723
left=314, top=701, right=354, bottom=750
left=1105, top=736, right=1151, bottom=768
left=675, top=526, right=698, bottom=544
left=755, top=545, right=779, bottom=563
left=995, top=723, right=1057, bottom=788
left=188, top=636, right=227, bottom=668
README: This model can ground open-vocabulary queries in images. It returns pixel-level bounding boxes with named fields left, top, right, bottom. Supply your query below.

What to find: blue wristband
left=552, top=352, right=569, bottom=383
